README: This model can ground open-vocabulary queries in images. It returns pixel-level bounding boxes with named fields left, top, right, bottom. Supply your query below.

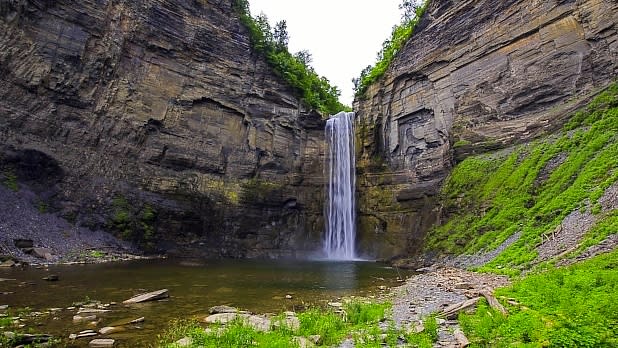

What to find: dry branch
left=441, top=297, right=481, bottom=319
left=479, top=289, right=507, bottom=315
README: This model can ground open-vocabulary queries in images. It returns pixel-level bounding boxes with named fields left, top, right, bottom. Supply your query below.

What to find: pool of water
left=0, top=258, right=407, bottom=347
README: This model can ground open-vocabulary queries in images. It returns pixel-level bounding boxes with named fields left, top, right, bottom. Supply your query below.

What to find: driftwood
left=479, top=289, right=508, bottom=315
left=454, top=329, right=470, bottom=347
left=441, top=297, right=481, bottom=319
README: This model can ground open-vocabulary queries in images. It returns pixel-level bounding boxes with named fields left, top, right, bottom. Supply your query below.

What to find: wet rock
left=77, top=332, right=98, bottom=338
left=77, top=308, right=110, bottom=314
left=130, top=317, right=145, bottom=324
left=73, top=314, right=97, bottom=323
left=0, top=260, right=15, bottom=267
left=123, top=289, right=168, bottom=304
left=208, top=305, right=237, bottom=314
left=98, top=327, right=123, bottom=335
left=89, top=338, right=115, bottom=347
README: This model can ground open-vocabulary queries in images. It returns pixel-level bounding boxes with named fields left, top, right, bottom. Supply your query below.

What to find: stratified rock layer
left=354, top=0, right=617, bottom=259
left=0, top=0, right=326, bottom=257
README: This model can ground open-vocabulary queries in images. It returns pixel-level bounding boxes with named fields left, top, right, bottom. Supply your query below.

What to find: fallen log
left=479, top=289, right=507, bottom=315
left=441, top=297, right=481, bottom=319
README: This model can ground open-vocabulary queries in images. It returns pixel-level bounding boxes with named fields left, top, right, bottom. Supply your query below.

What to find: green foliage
left=460, top=250, right=618, bottom=347
left=232, top=0, right=350, bottom=115
left=345, top=301, right=389, bottom=325
left=404, top=315, right=438, bottom=348
left=88, top=250, right=105, bottom=258
left=110, top=196, right=158, bottom=250
left=2, top=169, right=18, bottom=191
left=353, top=0, right=429, bottom=97
left=426, top=83, right=618, bottom=274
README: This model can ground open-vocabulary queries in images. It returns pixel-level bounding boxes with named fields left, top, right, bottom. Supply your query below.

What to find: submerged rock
left=89, top=338, right=115, bottom=347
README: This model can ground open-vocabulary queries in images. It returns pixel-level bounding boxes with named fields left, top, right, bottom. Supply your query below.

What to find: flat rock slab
left=123, top=289, right=168, bottom=304
left=89, top=338, right=115, bottom=347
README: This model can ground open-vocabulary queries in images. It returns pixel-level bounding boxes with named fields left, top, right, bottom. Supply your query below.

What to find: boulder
left=208, top=305, right=237, bottom=314
left=32, top=248, right=53, bottom=260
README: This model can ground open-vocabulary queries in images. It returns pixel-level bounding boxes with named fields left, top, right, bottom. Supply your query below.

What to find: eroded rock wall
left=0, top=0, right=326, bottom=257
left=354, top=0, right=618, bottom=259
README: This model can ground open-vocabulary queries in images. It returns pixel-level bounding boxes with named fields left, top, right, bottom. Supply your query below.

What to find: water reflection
left=320, top=261, right=358, bottom=290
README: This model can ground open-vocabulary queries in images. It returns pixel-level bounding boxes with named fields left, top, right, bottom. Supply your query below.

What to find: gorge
left=1, top=0, right=616, bottom=262
left=1, top=0, right=617, bottom=345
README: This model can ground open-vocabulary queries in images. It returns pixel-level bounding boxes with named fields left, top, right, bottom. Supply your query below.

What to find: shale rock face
left=354, top=0, right=617, bottom=259
left=0, top=0, right=326, bottom=257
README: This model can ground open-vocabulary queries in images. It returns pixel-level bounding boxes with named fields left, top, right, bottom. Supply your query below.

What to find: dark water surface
left=0, top=258, right=407, bottom=347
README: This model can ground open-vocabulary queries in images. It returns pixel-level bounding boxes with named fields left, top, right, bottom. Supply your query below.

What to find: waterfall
left=323, top=111, right=356, bottom=260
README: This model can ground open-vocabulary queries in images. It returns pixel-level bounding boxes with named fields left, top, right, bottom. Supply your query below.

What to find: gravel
left=0, top=185, right=137, bottom=264
left=387, top=267, right=509, bottom=347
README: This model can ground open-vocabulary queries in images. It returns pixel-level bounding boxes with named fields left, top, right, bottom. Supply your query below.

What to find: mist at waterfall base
left=322, top=111, right=360, bottom=261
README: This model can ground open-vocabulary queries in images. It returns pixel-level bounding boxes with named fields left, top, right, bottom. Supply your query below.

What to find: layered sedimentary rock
left=354, top=0, right=617, bottom=259
left=0, top=0, right=326, bottom=257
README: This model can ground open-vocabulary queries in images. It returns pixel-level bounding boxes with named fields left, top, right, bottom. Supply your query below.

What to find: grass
left=459, top=250, right=618, bottom=347
left=2, top=169, right=18, bottom=191
left=158, top=301, right=439, bottom=347
left=425, top=83, right=618, bottom=275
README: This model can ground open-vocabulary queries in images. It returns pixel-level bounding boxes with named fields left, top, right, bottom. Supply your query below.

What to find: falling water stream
left=324, top=111, right=356, bottom=260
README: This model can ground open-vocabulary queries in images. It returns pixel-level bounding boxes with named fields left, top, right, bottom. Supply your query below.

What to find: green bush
left=232, top=0, right=350, bottom=115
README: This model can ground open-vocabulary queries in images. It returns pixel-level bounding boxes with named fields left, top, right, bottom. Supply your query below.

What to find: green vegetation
left=2, top=169, right=18, bottom=191
left=460, top=250, right=618, bottom=347
left=426, top=83, right=618, bottom=275
left=233, top=0, right=350, bottom=115
left=353, top=0, right=429, bottom=97
left=159, top=301, right=438, bottom=347
left=110, top=196, right=158, bottom=251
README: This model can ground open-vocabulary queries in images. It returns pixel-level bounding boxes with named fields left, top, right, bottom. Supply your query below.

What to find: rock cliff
left=354, top=0, right=617, bottom=259
left=0, top=0, right=326, bottom=257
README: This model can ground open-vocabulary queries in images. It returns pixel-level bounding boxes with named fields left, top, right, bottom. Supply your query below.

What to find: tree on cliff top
left=353, top=0, right=428, bottom=98
left=233, top=0, right=351, bottom=115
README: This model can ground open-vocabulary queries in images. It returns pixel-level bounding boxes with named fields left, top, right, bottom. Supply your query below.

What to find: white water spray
left=323, top=111, right=356, bottom=260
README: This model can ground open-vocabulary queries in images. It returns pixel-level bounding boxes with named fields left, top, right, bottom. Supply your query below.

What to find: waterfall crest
left=323, top=111, right=356, bottom=260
